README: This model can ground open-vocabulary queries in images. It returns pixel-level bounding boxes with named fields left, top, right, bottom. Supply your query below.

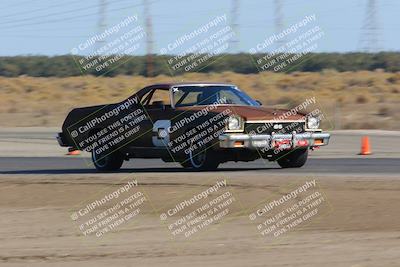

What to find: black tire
left=91, top=149, right=124, bottom=172
left=277, top=149, right=308, bottom=168
left=180, top=147, right=220, bottom=171
left=179, top=161, right=193, bottom=168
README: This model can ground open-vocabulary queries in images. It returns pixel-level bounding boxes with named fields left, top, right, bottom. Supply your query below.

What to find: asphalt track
left=0, top=157, right=399, bottom=175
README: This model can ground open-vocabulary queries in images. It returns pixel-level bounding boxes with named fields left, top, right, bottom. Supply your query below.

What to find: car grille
left=244, top=121, right=305, bottom=135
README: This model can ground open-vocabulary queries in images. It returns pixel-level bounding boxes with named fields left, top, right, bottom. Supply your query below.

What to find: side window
left=149, top=89, right=170, bottom=105
left=219, top=90, right=241, bottom=104
left=141, top=88, right=171, bottom=108
left=175, top=90, right=203, bottom=107
left=140, top=90, right=153, bottom=105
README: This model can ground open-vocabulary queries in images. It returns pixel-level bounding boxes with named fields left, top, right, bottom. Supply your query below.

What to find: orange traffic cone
left=359, top=136, right=372, bottom=155
left=66, top=148, right=80, bottom=156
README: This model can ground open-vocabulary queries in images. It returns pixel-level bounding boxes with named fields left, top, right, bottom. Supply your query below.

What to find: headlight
left=307, top=116, right=320, bottom=129
left=227, top=116, right=243, bottom=131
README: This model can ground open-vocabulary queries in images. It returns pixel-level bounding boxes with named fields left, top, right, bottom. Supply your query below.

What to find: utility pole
left=274, top=0, right=284, bottom=50
left=96, top=0, right=107, bottom=55
left=143, top=0, right=153, bottom=77
left=230, top=0, right=239, bottom=52
left=359, top=0, right=382, bottom=52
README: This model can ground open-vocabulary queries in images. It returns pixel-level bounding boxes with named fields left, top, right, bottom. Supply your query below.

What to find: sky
left=0, top=0, right=399, bottom=56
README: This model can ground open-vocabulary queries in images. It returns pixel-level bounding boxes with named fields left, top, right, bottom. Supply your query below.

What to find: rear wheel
left=91, top=149, right=124, bottom=171
left=277, top=149, right=308, bottom=168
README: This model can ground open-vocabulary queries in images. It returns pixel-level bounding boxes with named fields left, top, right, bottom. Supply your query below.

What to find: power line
left=0, top=0, right=134, bottom=25
left=1, top=0, right=86, bottom=20
left=1, top=0, right=42, bottom=10
left=0, top=1, right=154, bottom=30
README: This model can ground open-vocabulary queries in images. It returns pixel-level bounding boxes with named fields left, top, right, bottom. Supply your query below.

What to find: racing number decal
left=152, top=120, right=171, bottom=147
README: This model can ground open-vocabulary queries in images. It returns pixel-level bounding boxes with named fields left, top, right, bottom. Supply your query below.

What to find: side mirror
left=256, top=100, right=263, bottom=106
left=153, top=100, right=165, bottom=110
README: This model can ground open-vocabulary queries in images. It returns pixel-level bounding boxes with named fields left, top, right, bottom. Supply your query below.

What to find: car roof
left=149, top=82, right=236, bottom=88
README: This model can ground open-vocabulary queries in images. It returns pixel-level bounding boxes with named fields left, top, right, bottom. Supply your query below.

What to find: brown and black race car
left=57, top=83, right=330, bottom=171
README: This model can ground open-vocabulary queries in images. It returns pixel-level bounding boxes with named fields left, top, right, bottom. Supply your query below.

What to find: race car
left=57, top=83, right=330, bottom=171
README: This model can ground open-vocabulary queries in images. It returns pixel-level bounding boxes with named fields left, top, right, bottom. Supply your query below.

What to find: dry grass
left=1, top=71, right=399, bottom=129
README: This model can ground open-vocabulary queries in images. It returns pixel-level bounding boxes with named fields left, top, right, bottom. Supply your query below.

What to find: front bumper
left=219, top=132, right=330, bottom=149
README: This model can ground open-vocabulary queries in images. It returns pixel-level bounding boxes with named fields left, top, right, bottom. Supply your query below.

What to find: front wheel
left=91, top=149, right=124, bottom=172
left=180, top=147, right=220, bottom=171
left=277, top=149, right=308, bottom=168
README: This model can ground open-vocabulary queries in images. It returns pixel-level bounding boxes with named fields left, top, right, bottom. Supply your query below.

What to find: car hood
left=178, top=105, right=306, bottom=121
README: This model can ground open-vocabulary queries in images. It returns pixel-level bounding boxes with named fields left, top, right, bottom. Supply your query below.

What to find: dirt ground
left=0, top=171, right=399, bottom=267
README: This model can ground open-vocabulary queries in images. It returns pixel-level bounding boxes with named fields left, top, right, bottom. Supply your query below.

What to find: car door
left=140, top=87, right=176, bottom=148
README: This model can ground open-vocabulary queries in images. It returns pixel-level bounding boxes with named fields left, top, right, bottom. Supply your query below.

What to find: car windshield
left=172, top=85, right=260, bottom=107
